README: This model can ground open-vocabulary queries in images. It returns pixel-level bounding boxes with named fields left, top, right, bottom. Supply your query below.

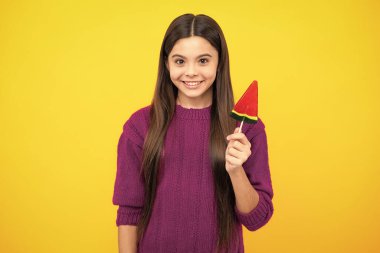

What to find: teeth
left=184, top=81, right=202, bottom=86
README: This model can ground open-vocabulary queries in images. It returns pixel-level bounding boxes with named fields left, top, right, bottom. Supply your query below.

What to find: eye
left=175, top=59, right=184, bottom=65
left=200, top=58, right=209, bottom=64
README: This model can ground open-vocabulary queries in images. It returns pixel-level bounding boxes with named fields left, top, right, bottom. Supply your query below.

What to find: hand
left=225, top=127, right=252, bottom=174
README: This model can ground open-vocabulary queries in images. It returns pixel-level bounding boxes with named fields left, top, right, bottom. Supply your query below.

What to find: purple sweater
left=112, top=104, right=274, bottom=253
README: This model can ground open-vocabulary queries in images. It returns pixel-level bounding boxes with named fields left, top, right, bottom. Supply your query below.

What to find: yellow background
left=1, top=0, right=379, bottom=252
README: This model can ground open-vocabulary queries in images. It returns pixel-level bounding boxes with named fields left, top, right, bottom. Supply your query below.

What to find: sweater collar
left=175, top=103, right=212, bottom=119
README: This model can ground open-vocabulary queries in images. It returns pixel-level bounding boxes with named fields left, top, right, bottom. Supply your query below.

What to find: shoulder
left=125, top=104, right=151, bottom=126
left=122, top=104, right=152, bottom=147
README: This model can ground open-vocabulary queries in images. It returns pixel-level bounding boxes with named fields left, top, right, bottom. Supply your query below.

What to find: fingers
left=226, top=130, right=251, bottom=147
left=225, top=154, right=240, bottom=165
left=226, top=151, right=250, bottom=165
left=227, top=140, right=245, bottom=152
left=226, top=146, right=251, bottom=160
left=226, top=139, right=252, bottom=158
left=226, top=146, right=241, bottom=158
left=225, top=127, right=252, bottom=167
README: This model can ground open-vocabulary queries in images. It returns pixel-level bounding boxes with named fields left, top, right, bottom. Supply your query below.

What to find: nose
left=185, top=63, right=198, bottom=76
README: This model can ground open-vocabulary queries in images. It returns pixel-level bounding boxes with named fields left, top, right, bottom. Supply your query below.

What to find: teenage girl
left=112, top=13, right=274, bottom=253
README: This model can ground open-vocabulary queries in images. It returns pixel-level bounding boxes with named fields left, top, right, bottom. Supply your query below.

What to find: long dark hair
left=137, top=13, right=238, bottom=252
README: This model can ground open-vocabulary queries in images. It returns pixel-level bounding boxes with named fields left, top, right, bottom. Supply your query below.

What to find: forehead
left=170, top=36, right=218, bottom=57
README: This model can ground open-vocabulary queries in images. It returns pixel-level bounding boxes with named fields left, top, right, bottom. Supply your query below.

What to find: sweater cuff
left=234, top=191, right=273, bottom=231
left=116, top=205, right=143, bottom=226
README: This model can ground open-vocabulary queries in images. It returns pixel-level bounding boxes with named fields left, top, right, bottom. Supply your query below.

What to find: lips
left=182, top=81, right=203, bottom=87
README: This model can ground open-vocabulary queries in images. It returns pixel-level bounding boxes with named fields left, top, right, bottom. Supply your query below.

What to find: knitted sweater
left=112, top=104, right=274, bottom=253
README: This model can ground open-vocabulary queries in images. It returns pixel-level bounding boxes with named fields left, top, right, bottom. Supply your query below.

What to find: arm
left=113, top=115, right=146, bottom=251
left=226, top=122, right=274, bottom=231
left=228, top=166, right=260, bottom=214
left=118, top=225, right=138, bottom=253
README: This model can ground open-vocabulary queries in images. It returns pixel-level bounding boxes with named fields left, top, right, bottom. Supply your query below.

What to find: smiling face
left=166, top=36, right=219, bottom=108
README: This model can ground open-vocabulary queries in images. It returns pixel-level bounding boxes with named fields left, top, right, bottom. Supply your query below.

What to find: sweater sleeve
left=234, top=119, right=274, bottom=231
left=112, top=115, right=146, bottom=227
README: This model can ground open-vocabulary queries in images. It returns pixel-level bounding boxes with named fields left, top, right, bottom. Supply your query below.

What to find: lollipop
left=230, top=80, right=258, bottom=133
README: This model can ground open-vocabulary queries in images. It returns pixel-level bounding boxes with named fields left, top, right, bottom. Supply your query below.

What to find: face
left=166, top=36, right=219, bottom=108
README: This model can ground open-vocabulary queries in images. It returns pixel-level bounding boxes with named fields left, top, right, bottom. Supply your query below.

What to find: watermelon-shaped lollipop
left=230, top=80, right=258, bottom=133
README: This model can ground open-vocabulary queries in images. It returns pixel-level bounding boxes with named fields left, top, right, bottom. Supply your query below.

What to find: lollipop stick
left=238, top=117, right=245, bottom=133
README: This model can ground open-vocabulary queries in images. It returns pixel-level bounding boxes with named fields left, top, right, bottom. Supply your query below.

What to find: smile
left=182, top=81, right=203, bottom=87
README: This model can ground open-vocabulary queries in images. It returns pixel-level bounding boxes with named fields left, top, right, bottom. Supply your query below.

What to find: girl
left=112, top=13, right=274, bottom=253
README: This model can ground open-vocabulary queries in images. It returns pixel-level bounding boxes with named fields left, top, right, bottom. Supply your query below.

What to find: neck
left=176, top=95, right=212, bottom=109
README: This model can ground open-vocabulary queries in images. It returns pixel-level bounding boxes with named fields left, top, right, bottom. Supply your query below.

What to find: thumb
left=227, top=127, right=240, bottom=141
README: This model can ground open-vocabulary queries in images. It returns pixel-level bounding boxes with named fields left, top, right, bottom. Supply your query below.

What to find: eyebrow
left=171, top=53, right=212, bottom=59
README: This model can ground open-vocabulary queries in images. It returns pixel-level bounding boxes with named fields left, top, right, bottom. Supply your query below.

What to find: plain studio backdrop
left=0, top=0, right=379, bottom=252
